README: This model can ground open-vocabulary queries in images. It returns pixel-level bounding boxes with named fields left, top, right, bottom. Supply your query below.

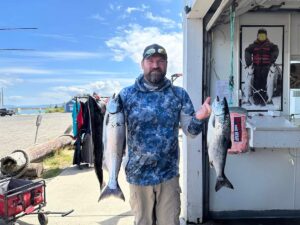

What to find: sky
left=0, top=0, right=184, bottom=107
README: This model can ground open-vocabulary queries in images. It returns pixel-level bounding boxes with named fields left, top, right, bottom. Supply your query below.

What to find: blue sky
left=0, top=0, right=183, bottom=106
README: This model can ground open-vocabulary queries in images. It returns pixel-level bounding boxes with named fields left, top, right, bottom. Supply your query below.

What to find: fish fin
left=98, top=183, right=125, bottom=202
left=222, top=136, right=232, bottom=150
left=209, top=161, right=214, bottom=168
left=223, top=97, right=230, bottom=115
left=215, top=175, right=234, bottom=192
left=100, top=181, right=106, bottom=191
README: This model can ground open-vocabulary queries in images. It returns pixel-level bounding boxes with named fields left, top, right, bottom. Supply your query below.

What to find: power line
left=0, top=27, right=37, bottom=31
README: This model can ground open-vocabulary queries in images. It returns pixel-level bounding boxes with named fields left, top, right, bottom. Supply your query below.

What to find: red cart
left=0, top=178, right=73, bottom=225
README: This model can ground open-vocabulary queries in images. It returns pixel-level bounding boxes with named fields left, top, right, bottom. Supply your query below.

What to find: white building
left=182, top=0, right=300, bottom=223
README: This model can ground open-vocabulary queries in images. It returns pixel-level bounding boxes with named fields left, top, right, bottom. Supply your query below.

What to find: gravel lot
left=0, top=113, right=72, bottom=158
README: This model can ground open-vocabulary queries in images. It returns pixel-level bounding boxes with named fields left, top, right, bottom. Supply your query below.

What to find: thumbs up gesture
left=195, top=97, right=211, bottom=120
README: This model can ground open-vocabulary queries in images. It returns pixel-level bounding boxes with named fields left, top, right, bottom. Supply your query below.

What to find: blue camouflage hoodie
left=119, top=75, right=205, bottom=186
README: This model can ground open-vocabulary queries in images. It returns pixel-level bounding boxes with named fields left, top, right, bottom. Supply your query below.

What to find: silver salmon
left=243, top=65, right=254, bottom=105
left=266, top=64, right=281, bottom=104
left=207, top=96, right=234, bottom=192
left=99, top=94, right=126, bottom=201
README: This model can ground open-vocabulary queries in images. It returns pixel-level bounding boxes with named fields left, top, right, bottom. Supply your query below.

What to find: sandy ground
left=0, top=113, right=72, bottom=158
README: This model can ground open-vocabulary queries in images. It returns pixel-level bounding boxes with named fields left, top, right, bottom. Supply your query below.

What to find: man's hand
left=195, top=97, right=211, bottom=120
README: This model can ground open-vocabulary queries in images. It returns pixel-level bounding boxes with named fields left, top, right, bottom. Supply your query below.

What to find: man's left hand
left=195, top=97, right=211, bottom=120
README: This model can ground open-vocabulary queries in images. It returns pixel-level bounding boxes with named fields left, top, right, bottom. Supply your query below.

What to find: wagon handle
left=38, top=209, right=74, bottom=217
left=61, top=209, right=74, bottom=217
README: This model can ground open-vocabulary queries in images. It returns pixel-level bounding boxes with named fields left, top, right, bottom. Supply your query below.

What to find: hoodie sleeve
left=180, top=89, right=206, bottom=138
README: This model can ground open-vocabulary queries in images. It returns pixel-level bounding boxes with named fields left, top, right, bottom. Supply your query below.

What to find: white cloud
left=0, top=67, right=128, bottom=77
left=26, top=78, right=78, bottom=84
left=145, top=12, right=177, bottom=29
left=90, top=14, right=105, bottom=21
left=126, top=4, right=149, bottom=14
left=7, top=51, right=107, bottom=61
left=51, top=80, right=123, bottom=98
left=7, top=96, right=24, bottom=101
left=106, top=24, right=183, bottom=77
left=0, top=68, right=52, bottom=75
left=32, top=51, right=106, bottom=60
left=109, top=4, right=122, bottom=11
left=0, top=77, right=23, bottom=87
left=72, top=69, right=126, bottom=76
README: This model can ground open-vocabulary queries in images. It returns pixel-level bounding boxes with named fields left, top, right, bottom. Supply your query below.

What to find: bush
left=45, top=107, right=64, bottom=113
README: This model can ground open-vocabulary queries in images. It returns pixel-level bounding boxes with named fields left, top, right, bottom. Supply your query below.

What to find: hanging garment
left=72, top=100, right=80, bottom=137
left=88, top=96, right=105, bottom=189
left=81, top=100, right=94, bottom=164
left=77, top=102, right=85, bottom=131
left=73, top=101, right=85, bottom=166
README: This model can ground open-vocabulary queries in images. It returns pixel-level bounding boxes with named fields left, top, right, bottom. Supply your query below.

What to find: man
left=245, top=28, right=279, bottom=105
left=119, top=43, right=211, bottom=225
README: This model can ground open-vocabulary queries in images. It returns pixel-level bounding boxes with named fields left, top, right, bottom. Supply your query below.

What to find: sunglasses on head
left=144, top=48, right=166, bottom=57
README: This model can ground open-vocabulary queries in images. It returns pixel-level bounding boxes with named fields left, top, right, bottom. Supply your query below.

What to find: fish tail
left=100, top=181, right=106, bottom=191
left=98, top=183, right=125, bottom=202
left=215, top=175, right=234, bottom=192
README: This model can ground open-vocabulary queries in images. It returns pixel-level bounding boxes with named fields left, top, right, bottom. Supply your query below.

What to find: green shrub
left=45, top=107, right=65, bottom=113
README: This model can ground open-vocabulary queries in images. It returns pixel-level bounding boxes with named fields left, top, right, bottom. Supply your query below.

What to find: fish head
left=107, top=94, right=123, bottom=114
left=212, top=96, right=229, bottom=117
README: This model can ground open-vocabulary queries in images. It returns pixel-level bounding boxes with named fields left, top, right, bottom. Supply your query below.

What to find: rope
left=229, top=2, right=236, bottom=105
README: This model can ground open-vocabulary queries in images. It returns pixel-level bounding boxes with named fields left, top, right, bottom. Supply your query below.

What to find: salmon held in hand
left=207, top=96, right=234, bottom=192
left=99, top=94, right=126, bottom=201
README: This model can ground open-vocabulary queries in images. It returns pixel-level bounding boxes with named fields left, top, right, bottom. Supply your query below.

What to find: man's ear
left=141, top=60, right=145, bottom=69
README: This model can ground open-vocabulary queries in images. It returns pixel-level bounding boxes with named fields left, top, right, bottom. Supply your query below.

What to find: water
left=16, top=108, right=46, bottom=115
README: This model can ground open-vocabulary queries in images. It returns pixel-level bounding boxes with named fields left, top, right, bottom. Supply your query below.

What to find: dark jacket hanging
left=87, top=96, right=105, bottom=189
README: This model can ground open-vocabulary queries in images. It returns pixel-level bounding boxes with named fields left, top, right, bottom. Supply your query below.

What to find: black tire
left=38, top=213, right=48, bottom=225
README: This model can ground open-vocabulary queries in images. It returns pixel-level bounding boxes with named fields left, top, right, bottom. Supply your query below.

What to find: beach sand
left=0, top=113, right=72, bottom=158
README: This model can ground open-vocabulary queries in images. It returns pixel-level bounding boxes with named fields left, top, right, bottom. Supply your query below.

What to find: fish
left=266, top=64, right=280, bottom=104
left=243, top=65, right=254, bottom=105
left=207, top=96, right=234, bottom=192
left=99, top=94, right=126, bottom=201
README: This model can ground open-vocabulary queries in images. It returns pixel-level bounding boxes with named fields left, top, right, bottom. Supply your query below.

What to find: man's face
left=141, top=55, right=167, bottom=84
left=257, top=33, right=267, bottom=42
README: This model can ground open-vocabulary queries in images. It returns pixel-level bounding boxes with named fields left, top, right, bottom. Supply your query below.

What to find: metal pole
left=34, top=114, right=43, bottom=144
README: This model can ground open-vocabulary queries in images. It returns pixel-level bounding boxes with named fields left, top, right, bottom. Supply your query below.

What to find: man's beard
left=144, top=69, right=166, bottom=85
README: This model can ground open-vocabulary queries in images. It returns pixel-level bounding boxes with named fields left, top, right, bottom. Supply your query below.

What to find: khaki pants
left=129, top=176, right=181, bottom=225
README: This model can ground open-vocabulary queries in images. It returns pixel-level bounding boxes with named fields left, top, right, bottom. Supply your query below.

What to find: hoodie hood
left=134, top=74, right=171, bottom=92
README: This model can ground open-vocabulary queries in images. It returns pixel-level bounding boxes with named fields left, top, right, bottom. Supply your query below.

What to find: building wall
left=208, top=12, right=300, bottom=213
left=182, top=16, right=204, bottom=223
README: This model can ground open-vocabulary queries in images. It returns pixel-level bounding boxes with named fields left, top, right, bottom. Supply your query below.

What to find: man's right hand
left=195, top=97, right=211, bottom=120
